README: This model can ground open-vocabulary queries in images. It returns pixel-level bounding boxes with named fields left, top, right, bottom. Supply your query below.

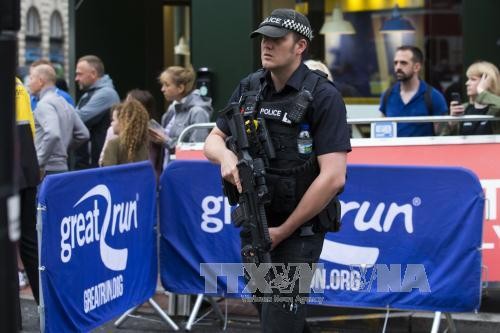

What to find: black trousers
left=243, top=231, right=326, bottom=333
left=18, top=186, right=39, bottom=305
left=0, top=197, right=21, bottom=332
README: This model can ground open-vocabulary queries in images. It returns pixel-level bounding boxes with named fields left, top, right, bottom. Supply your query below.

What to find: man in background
left=380, top=45, right=448, bottom=136
left=28, top=59, right=75, bottom=110
left=74, top=55, right=119, bottom=169
left=29, top=64, right=89, bottom=176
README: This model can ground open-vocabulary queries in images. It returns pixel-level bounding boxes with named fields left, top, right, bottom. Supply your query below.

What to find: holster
left=316, top=196, right=342, bottom=232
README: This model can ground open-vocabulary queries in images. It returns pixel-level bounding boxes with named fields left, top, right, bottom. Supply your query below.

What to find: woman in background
left=151, top=66, right=212, bottom=167
left=127, top=89, right=158, bottom=121
left=126, top=89, right=163, bottom=177
left=449, top=61, right=500, bottom=135
left=101, top=99, right=149, bottom=166
left=304, top=59, right=333, bottom=81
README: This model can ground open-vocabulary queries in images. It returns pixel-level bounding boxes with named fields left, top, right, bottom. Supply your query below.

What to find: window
left=50, top=11, right=64, bottom=38
left=25, top=7, right=42, bottom=64
left=49, top=11, right=64, bottom=64
left=261, top=0, right=463, bottom=104
left=26, top=7, right=41, bottom=36
left=321, top=0, right=463, bottom=102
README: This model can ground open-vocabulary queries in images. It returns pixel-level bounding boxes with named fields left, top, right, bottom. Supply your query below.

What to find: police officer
left=204, top=8, right=350, bottom=332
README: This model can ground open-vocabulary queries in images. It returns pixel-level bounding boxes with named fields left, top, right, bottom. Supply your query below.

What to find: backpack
left=381, top=82, right=434, bottom=116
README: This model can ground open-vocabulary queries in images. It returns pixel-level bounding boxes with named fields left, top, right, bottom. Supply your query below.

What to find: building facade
left=71, top=0, right=499, bottom=113
left=18, top=0, right=69, bottom=79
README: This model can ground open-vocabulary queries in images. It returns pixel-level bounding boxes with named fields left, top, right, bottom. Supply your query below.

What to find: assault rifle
left=222, top=102, right=275, bottom=266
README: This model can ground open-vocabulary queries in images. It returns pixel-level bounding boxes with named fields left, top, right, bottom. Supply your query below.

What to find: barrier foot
left=444, top=313, right=456, bottom=333
left=148, top=297, right=180, bottom=331
left=184, top=294, right=227, bottom=331
left=430, top=311, right=441, bottom=333
left=185, top=294, right=204, bottom=331
left=381, top=306, right=390, bottom=333
left=430, top=311, right=457, bottom=333
left=114, top=305, right=139, bottom=327
left=207, top=296, right=226, bottom=328
left=113, top=298, right=179, bottom=331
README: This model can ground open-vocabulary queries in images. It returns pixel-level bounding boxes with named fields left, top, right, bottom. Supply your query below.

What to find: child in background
left=101, top=100, right=149, bottom=166
left=126, top=89, right=164, bottom=179
left=98, top=103, right=121, bottom=166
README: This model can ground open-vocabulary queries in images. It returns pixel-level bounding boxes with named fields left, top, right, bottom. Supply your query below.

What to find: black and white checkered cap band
left=282, top=18, right=313, bottom=41
left=260, top=16, right=313, bottom=41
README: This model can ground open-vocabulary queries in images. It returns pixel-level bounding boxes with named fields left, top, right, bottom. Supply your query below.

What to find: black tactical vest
left=240, top=69, right=327, bottom=225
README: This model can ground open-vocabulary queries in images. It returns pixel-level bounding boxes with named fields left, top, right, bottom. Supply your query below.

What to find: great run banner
left=159, top=160, right=241, bottom=295
left=159, top=161, right=484, bottom=312
left=38, top=162, right=157, bottom=333
left=317, top=165, right=484, bottom=312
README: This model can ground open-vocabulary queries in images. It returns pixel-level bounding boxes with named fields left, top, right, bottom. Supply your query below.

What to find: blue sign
left=159, top=161, right=484, bottom=312
left=371, top=121, right=398, bottom=138
left=38, top=162, right=158, bottom=333
left=159, top=161, right=242, bottom=295
left=318, top=165, right=484, bottom=312
left=371, top=121, right=397, bottom=138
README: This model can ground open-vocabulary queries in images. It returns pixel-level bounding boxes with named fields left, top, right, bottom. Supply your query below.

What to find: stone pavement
left=19, top=286, right=500, bottom=332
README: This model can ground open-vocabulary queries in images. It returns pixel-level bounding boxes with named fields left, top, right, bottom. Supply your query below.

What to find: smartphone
left=148, top=119, right=163, bottom=131
left=451, top=92, right=461, bottom=104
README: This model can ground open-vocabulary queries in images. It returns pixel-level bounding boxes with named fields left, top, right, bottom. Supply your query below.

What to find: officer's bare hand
left=450, top=101, right=464, bottom=116
left=269, top=226, right=291, bottom=250
left=221, top=150, right=242, bottom=193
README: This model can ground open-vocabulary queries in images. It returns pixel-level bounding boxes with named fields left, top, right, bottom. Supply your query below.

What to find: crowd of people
left=304, top=46, right=500, bottom=138
left=12, top=7, right=500, bottom=332
left=13, top=56, right=213, bottom=325
left=376, top=45, right=500, bottom=137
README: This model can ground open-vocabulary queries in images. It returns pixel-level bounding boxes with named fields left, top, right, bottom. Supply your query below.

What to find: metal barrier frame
left=176, top=115, right=500, bottom=145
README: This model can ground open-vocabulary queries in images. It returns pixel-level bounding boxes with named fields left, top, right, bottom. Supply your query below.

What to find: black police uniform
left=217, top=63, right=351, bottom=332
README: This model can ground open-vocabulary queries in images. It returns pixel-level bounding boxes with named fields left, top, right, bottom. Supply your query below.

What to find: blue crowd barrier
left=36, top=159, right=485, bottom=332
left=159, top=160, right=484, bottom=312
left=38, top=162, right=157, bottom=333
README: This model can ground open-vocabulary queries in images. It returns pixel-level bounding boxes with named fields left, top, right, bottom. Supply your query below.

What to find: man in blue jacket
left=380, top=45, right=448, bottom=136
left=74, top=55, right=119, bottom=169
